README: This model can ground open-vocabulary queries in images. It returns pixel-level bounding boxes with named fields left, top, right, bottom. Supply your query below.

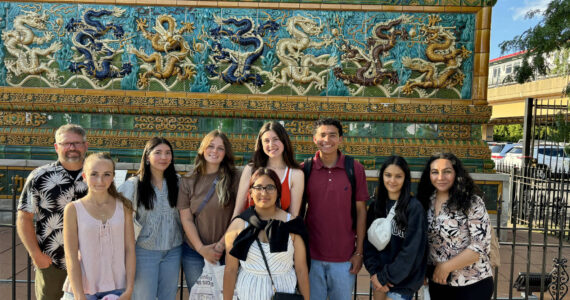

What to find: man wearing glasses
left=17, top=124, right=89, bottom=300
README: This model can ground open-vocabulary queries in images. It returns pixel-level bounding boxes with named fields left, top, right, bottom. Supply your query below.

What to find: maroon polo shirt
left=303, top=151, right=369, bottom=262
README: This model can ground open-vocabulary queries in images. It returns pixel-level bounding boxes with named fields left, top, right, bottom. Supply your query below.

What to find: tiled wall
left=0, top=1, right=494, bottom=199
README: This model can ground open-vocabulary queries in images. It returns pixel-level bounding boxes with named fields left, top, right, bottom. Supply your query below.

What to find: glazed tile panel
left=0, top=2, right=475, bottom=99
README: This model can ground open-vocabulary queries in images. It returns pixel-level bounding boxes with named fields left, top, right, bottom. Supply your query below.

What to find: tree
left=499, top=0, right=570, bottom=88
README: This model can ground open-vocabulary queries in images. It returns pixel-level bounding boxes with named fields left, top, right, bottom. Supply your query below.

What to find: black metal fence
left=494, top=165, right=569, bottom=300
left=492, top=97, right=569, bottom=300
left=3, top=170, right=569, bottom=300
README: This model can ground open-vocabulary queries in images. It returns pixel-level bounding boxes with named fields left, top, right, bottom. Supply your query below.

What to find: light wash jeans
left=309, top=259, right=355, bottom=300
left=387, top=291, right=413, bottom=300
left=132, top=245, right=182, bottom=300
left=181, top=242, right=205, bottom=293
left=61, top=289, right=123, bottom=300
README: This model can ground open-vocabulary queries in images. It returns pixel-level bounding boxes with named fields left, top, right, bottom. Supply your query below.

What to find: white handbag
left=367, top=205, right=396, bottom=251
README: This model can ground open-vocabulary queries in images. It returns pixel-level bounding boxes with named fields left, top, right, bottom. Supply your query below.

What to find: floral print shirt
left=427, top=193, right=493, bottom=286
left=18, top=161, right=88, bottom=270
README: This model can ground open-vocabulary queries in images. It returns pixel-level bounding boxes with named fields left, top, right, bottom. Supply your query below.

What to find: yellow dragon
left=130, top=15, right=195, bottom=87
left=401, top=24, right=471, bottom=95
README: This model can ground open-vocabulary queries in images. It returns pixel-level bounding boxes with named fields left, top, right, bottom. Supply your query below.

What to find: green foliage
left=499, top=0, right=570, bottom=83
left=493, top=124, right=523, bottom=142
left=493, top=113, right=570, bottom=143
left=551, top=113, right=570, bottom=142
left=551, top=48, right=570, bottom=75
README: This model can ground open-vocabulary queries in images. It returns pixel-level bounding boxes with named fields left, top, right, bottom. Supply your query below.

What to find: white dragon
left=271, top=15, right=336, bottom=91
left=2, top=9, right=61, bottom=80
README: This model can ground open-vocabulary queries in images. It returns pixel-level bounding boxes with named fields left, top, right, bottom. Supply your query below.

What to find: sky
left=489, top=0, right=550, bottom=60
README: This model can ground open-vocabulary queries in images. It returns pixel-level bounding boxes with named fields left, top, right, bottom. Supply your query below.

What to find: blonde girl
left=62, top=152, right=135, bottom=300
left=177, top=130, right=239, bottom=291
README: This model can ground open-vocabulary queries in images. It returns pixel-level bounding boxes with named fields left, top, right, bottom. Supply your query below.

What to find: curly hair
left=417, top=152, right=482, bottom=213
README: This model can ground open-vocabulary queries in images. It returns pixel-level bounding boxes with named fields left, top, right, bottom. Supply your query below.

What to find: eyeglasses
left=251, top=184, right=277, bottom=194
left=57, top=142, right=85, bottom=149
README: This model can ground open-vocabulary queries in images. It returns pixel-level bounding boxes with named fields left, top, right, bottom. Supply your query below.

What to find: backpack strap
left=344, top=155, right=357, bottom=230
left=299, top=157, right=313, bottom=220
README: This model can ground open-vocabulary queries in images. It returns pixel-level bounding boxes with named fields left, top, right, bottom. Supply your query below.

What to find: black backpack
left=300, top=155, right=357, bottom=230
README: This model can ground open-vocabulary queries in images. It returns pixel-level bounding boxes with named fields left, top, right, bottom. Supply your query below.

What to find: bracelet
left=353, top=252, right=363, bottom=257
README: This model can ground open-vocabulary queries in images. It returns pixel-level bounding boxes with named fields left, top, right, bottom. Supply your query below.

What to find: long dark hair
left=83, top=152, right=132, bottom=211
left=136, top=137, right=179, bottom=209
left=190, top=130, right=237, bottom=207
left=248, top=168, right=282, bottom=208
left=417, top=152, right=481, bottom=213
left=251, top=122, right=299, bottom=170
left=373, top=156, right=413, bottom=231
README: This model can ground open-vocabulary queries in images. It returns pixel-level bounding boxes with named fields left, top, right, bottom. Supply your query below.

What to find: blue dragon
left=206, top=17, right=279, bottom=86
left=65, top=8, right=132, bottom=80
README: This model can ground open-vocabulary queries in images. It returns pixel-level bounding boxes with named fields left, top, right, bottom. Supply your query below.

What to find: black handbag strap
left=256, top=237, right=277, bottom=294
left=194, top=176, right=219, bottom=217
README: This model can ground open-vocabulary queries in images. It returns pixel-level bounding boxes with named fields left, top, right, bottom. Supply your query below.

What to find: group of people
left=17, top=119, right=494, bottom=300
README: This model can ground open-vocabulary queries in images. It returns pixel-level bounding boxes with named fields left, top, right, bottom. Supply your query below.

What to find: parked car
left=503, top=144, right=570, bottom=175
left=490, top=143, right=516, bottom=166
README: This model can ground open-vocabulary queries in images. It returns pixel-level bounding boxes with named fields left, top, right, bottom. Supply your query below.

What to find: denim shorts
left=61, top=289, right=123, bottom=300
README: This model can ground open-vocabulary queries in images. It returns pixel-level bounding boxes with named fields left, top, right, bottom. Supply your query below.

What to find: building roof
left=489, top=50, right=526, bottom=64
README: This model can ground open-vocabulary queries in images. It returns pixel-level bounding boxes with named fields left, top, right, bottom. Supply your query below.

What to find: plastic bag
left=189, top=260, right=236, bottom=300
left=419, top=285, right=430, bottom=300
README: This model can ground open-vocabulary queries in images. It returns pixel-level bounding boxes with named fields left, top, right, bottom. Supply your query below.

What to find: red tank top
left=246, top=167, right=292, bottom=211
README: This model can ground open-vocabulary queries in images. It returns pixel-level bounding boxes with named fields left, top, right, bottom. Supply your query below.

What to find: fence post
left=522, top=98, right=533, bottom=168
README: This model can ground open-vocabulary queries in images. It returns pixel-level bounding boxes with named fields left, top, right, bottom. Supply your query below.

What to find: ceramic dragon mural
left=401, top=15, right=472, bottom=97
left=334, top=15, right=410, bottom=88
left=269, top=15, right=336, bottom=94
left=207, top=15, right=280, bottom=91
left=0, top=3, right=476, bottom=98
left=1, top=6, right=61, bottom=85
left=65, top=7, right=132, bottom=87
left=130, top=14, right=196, bottom=89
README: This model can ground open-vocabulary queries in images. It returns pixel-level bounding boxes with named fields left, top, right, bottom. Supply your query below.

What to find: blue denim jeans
left=132, top=245, right=182, bottom=300
left=309, top=259, right=355, bottom=300
left=61, top=289, right=123, bottom=300
left=387, top=291, right=413, bottom=300
left=181, top=242, right=205, bottom=293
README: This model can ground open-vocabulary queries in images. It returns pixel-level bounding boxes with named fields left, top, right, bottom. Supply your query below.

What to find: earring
left=145, top=161, right=150, bottom=165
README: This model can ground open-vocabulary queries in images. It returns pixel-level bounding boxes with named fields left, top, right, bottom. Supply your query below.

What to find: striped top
left=236, top=215, right=296, bottom=299
left=118, top=177, right=183, bottom=251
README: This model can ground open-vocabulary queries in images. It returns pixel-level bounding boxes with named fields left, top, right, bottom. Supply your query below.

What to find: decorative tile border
left=0, top=91, right=492, bottom=123
left=0, top=127, right=491, bottom=159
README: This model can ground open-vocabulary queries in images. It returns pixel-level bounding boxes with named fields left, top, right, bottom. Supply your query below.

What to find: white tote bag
left=367, top=205, right=396, bottom=251
left=189, top=260, right=237, bottom=300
